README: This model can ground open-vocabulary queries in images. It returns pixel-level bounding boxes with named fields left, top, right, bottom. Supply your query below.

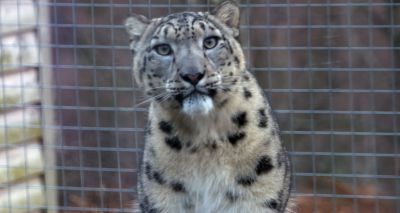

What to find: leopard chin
left=182, top=93, right=213, bottom=115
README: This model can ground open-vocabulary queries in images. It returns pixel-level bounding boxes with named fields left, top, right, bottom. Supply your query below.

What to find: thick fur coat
left=125, top=1, right=292, bottom=212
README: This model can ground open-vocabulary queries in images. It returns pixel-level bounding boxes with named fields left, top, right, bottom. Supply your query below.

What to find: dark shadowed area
left=50, top=0, right=399, bottom=212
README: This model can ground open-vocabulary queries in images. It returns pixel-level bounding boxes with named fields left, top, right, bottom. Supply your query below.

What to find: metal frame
left=2, top=1, right=399, bottom=212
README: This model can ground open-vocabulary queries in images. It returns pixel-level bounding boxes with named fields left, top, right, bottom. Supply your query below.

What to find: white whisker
left=134, top=92, right=174, bottom=107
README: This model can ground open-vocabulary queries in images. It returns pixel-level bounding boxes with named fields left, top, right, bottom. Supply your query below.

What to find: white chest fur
left=188, top=168, right=232, bottom=212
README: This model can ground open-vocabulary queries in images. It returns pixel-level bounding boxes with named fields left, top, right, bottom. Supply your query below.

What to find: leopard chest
left=163, top=147, right=238, bottom=211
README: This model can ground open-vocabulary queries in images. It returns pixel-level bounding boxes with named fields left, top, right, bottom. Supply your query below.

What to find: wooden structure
left=0, top=0, right=55, bottom=212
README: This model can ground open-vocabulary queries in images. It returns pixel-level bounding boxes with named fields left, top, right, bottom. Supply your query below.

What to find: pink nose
left=180, top=73, right=204, bottom=85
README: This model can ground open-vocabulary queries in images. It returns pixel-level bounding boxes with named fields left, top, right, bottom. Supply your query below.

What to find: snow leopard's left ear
left=125, top=14, right=150, bottom=46
left=212, top=0, right=240, bottom=36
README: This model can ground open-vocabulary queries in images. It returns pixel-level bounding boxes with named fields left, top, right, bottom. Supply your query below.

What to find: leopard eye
left=154, top=44, right=172, bottom=56
left=203, top=36, right=219, bottom=49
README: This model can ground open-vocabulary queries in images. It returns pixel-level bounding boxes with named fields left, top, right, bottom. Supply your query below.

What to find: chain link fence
left=1, top=0, right=399, bottom=212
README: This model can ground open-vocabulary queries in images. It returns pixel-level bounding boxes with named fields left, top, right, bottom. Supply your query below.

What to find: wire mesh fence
left=0, top=0, right=399, bottom=212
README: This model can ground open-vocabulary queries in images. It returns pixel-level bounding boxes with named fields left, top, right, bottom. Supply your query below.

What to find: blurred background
left=0, top=0, right=399, bottom=212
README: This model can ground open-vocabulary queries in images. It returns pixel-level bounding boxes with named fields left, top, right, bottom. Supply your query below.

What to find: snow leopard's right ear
left=125, top=14, right=150, bottom=47
left=213, top=0, right=240, bottom=37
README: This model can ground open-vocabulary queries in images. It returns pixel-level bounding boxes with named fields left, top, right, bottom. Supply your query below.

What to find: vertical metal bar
left=132, top=0, right=141, bottom=205
left=108, top=1, right=123, bottom=210
left=0, top=1, right=12, bottom=211
left=15, top=0, right=31, bottom=210
left=90, top=0, right=105, bottom=209
left=326, top=1, right=337, bottom=212
left=366, top=1, right=379, bottom=212
left=148, top=0, right=152, bottom=18
left=306, top=1, right=317, bottom=212
left=283, top=0, right=299, bottom=209
left=127, top=0, right=142, bottom=206
left=37, top=0, right=58, bottom=211
left=245, top=0, right=251, bottom=70
left=389, top=1, right=400, bottom=212
left=51, top=0, right=68, bottom=208
left=346, top=1, right=358, bottom=212
left=266, top=0, right=271, bottom=93
left=71, top=0, right=85, bottom=204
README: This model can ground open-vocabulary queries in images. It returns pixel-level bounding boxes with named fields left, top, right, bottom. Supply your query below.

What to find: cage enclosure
left=0, top=0, right=399, bottom=212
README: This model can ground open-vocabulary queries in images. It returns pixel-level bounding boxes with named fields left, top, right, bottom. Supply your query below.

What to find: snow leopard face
left=125, top=2, right=244, bottom=115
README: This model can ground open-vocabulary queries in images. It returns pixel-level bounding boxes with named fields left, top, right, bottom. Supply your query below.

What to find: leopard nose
left=180, top=72, right=205, bottom=86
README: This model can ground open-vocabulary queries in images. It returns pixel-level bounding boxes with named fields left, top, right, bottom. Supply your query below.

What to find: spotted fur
left=125, top=1, right=292, bottom=212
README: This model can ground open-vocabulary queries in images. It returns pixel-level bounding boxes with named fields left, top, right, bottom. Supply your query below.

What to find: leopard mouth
left=183, top=89, right=208, bottom=99
left=175, top=87, right=214, bottom=101
left=174, top=89, right=215, bottom=115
